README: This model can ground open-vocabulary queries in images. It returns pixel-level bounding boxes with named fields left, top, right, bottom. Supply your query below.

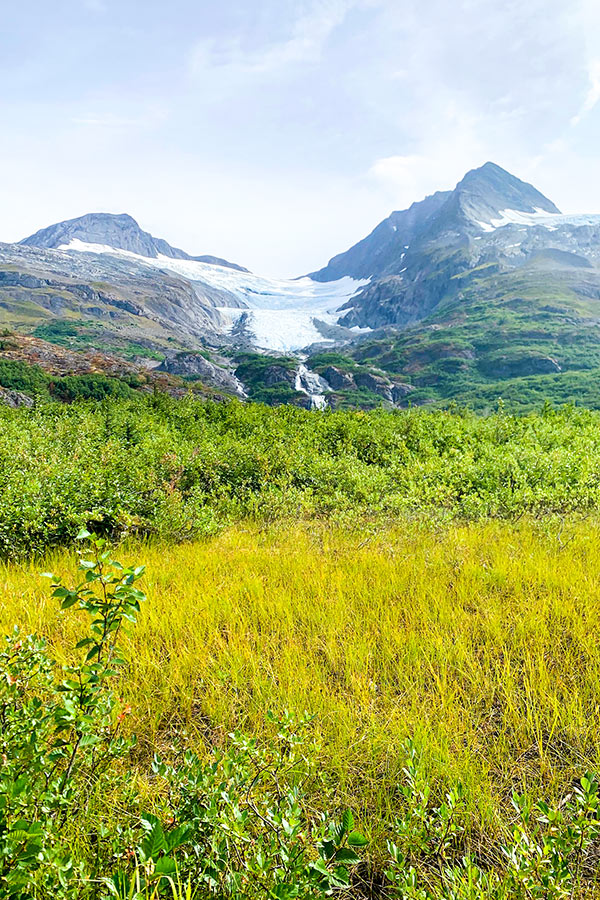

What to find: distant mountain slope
left=20, top=213, right=249, bottom=272
left=313, top=162, right=561, bottom=283
left=1, top=226, right=364, bottom=356
left=4, top=162, right=600, bottom=412
left=310, top=163, right=600, bottom=335
left=310, top=189, right=452, bottom=281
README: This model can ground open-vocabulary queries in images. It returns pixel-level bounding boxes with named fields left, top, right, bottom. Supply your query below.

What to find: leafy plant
left=0, top=537, right=367, bottom=899
left=0, top=530, right=145, bottom=898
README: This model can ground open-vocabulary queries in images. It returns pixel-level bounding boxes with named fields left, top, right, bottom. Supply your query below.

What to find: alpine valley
left=4, top=161, right=600, bottom=411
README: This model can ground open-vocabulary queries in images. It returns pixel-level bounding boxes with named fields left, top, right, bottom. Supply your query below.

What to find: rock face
left=354, top=372, right=394, bottom=401
left=0, top=388, right=34, bottom=408
left=20, top=213, right=248, bottom=271
left=480, top=355, right=562, bottom=379
left=262, top=365, right=297, bottom=388
left=322, top=366, right=355, bottom=390
left=391, top=383, right=415, bottom=402
left=158, top=352, right=245, bottom=395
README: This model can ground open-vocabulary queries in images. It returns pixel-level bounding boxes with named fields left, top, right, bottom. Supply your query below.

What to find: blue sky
left=2, top=0, right=600, bottom=275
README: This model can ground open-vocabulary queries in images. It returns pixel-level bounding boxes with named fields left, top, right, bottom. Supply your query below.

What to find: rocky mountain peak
left=312, top=162, right=563, bottom=283
left=452, top=162, right=561, bottom=226
left=20, top=213, right=248, bottom=272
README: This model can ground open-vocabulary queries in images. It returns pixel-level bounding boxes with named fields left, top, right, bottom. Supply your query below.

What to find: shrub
left=0, top=536, right=366, bottom=899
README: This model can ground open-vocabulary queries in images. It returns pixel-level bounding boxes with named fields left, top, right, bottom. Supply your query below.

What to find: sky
left=1, top=0, right=600, bottom=277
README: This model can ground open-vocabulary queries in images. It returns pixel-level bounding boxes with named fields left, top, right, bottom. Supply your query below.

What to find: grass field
left=3, top=517, right=600, bottom=867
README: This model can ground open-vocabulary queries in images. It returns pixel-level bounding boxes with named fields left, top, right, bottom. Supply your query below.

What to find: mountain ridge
left=4, top=161, right=600, bottom=411
left=20, top=212, right=249, bottom=272
left=312, top=162, right=562, bottom=283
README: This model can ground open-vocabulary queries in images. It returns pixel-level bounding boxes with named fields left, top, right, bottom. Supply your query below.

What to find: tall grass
left=2, top=517, right=599, bottom=857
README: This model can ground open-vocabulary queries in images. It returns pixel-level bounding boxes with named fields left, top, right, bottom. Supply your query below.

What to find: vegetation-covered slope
left=2, top=396, right=600, bottom=557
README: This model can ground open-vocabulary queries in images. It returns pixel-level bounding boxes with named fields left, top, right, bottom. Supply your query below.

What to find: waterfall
left=295, top=364, right=330, bottom=409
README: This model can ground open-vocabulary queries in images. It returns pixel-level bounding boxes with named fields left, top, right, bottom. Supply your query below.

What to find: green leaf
left=153, top=856, right=177, bottom=876
left=347, top=831, right=368, bottom=847
left=341, top=809, right=354, bottom=834
left=61, top=596, right=79, bottom=609
left=334, top=848, right=361, bottom=865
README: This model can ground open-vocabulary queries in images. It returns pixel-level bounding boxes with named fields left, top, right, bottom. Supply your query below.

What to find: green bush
left=2, top=396, right=600, bottom=557
left=49, top=374, right=136, bottom=403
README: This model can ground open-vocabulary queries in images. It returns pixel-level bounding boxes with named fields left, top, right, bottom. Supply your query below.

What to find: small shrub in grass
left=383, top=746, right=600, bottom=899
left=3, top=535, right=600, bottom=899
left=0, top=536, right=366, bottom=899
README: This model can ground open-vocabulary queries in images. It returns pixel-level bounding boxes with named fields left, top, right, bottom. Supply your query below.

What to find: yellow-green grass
left=2, top=518, right=600, bottom=853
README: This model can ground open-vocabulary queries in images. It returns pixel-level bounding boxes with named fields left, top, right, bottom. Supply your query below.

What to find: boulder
left=0, top=388, right=34, bottom=409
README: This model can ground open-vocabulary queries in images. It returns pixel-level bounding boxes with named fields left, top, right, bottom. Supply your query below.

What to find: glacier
left=57, top=239, right=368, bottom=352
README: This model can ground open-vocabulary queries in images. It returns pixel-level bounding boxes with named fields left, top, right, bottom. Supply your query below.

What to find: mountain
left=4, top=162, right=600, bottom=412
left=20, top=212, right=248, bottom=271
left=312, top=162, right=560, bottom=283
left=0, top=214, right=364, bottom=363
left=304, top=163, right=600, bottom=411
left=311, top=162, right=600, bottom=334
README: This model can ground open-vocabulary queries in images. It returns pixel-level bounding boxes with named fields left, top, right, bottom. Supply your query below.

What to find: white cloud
left=571, top=59, right=600, bottom=125
left=189, top=0, right=361, bottom=78
left=71, top=105, right=168, bottom=131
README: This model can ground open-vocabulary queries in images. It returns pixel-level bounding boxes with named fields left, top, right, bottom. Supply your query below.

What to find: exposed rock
left=322, top=366, right=355, bottom=390
left=0, top=388, right=34, bottom=408
left=480, top=355, right=562, bottom=379
left=0, top=271, right=47, bottom=289
left=291, top=394, right=313, bottom=410
left=158, top=352, right=245, bottom=395
left=262, top=365, right=297, bottom=388
left=354, top=371, right=393, bottom=401
left=391, top=382, right=415, bottom=403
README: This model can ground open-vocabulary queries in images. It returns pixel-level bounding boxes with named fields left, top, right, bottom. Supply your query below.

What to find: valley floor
left=4, top=519, right=600, bottom=869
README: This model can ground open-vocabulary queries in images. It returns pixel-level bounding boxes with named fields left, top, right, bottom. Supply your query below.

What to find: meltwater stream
left=295, top=364, right=330, bottom=410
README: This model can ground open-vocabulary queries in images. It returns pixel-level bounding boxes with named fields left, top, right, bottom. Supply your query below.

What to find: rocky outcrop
left=322, top=366, right=355, bottom=390
left=159, top=352, right=245, bottom=395
left=0, top=271, right=48, bottom=289
left=354, top=372, right=394, bottom=401
left=480, top=356, right=562, bottom=379
left=262, top=365, right=297, bottom=388
left=0, top=388, right=34, bottom=408
left=391, top=382, right=415, bottom=402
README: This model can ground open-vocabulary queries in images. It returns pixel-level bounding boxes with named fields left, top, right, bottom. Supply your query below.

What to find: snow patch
left=476, top=209, right=600, bottom=233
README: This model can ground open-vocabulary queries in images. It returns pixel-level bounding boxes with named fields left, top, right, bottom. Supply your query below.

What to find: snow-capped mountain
left=4, top=215, right=367, bottom=353
left=313, top=162, right=600, bottom=329
left=21, top=212, right=248, bottom=271
left=312, top=162, right=562, bottom=283
left=4, top=162, right=600, bottom=354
